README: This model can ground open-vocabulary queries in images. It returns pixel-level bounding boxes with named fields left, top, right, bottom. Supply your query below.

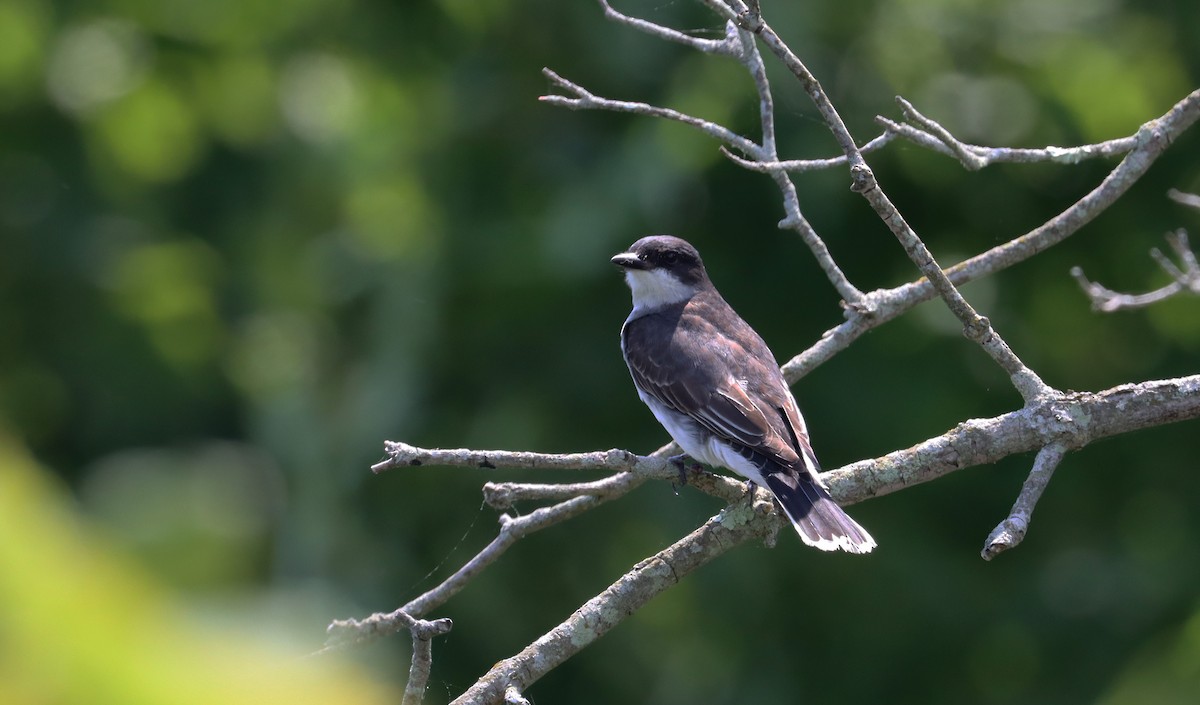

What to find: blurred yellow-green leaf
left=0, top=434, right=396, bottom=705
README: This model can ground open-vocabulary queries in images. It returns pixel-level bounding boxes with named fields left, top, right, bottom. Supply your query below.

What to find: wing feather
left=621, top=296, right=806, bottom=470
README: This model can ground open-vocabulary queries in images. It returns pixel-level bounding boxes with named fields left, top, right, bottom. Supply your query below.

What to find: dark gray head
left=611, top=235, right=711, bottom=311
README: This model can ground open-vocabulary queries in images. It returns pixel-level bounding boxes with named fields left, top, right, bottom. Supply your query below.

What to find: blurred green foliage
left=0, top=0, right=1198, bottom=703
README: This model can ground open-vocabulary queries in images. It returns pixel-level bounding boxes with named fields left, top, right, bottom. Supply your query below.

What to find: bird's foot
left=668, top=453, right=703, bottom=495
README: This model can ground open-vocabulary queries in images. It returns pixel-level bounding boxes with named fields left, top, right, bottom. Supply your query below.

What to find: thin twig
left=538, top=68, right=761, bottom=157
left=877, top=106, right=1138, bottom=169
left=484, top=470, right=746, bottom=509
left=726, top=19, right=864, bottom=304
left=599, top=0, right=736, bottom=55
left=720, top=131, right=897, bottom=173
left=1168, top=189, right=1200, bottom=210
left=403, top=616, right=454, bottom=705
left=981, top=443, right=1067, bottom=560
left=1070, top=229, right=1200, bottom=312
left=318, top=608, right=452, bottom=705
left=374, top=441, right=648, bottom=474
left=321, top=493, right=624, bottom=653
left=895, top=96, right=988, bottom=170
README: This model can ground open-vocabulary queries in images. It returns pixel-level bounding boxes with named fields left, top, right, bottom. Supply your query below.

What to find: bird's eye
left=663, top=251, right=679, bottom=264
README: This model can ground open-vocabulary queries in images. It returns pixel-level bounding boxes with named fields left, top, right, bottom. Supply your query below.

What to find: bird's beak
left=611, top=252, right=646, bottom=270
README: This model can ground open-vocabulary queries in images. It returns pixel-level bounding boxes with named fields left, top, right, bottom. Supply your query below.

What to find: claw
left=668, top=453, right=702, bottom=495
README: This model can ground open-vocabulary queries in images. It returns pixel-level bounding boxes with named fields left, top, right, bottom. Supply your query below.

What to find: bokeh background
left=2, top=0, right=1199, bottom=702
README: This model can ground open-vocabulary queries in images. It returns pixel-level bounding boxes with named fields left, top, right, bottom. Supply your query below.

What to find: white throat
left=624, top=268, right=696, bottom=314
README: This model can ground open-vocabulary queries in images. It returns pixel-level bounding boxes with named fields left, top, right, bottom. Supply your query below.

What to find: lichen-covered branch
left=352, top=373, right=1200, bottom=705
left=981, top=443, right=1067, bottom=561
left=830, top=375, right=1200, bottom=507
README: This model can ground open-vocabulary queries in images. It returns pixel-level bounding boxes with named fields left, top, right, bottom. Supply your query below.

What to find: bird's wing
left=622, top=298, right=804, bottom=470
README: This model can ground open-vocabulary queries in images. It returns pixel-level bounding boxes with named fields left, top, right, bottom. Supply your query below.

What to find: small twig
left=483, top=474, right=641, bottom=509
left=538, top=68, right=761, bottom=157
left=321, top=493, right=621, bottom=653
left=895, top=96, right=988, bottom=170
left=598, top=0, right=736, bottom=55
left=1070, top=229, right=1200, bottom=312
left=981, top=443, right=1067, bottom=560
left=374, top=441, right=650, bottom=474
left=720, top=131, right=897, bottom=173
left=319, top=608, right=452, bottom=705
left=1167, top=188, right=1200, bottom=210
left=403, top=615, right=454, bottom=705
left=504, top=686, right=532, bottom=705
left=485, top=469, right=745, bottom=509
left=876, top=110, right=1138, bottom=169
left=728, top=19, right=863, bottom=304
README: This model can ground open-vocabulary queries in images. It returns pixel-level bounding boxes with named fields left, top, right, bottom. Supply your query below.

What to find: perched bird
left=612, top=235, right=875, bottom=554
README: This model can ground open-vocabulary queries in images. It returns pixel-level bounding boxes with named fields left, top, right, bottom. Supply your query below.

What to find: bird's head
left=611, top=235, right=710, bottom=310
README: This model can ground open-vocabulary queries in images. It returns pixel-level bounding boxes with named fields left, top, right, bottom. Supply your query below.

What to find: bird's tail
left=764, top=471, right=876, bottom=554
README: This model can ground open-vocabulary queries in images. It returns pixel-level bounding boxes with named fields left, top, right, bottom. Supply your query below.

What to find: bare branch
left=783, top=90, right=1200, bottom=383
left=877, top=104, right=1139, bottom=170
left=317, top=608, right=452, bottom=703
left=374, top=441, right=649, bottom=474
left=720, top=131, right=897, bottom=173
left=831, top=375, right=1200, bottom=508
left=1071, top=229, right=1200, bottom=312
left=403, top=616, right=454, bottom=705
left=1169, top=189, right=1200, bottom=210
left=485, top=470, right=745, bottom=509
left=321, top=493, right=623, bottom=653
left=981, top=443, right=1067, bottom=560
left=449, top=491, right=779, bottom=705
left=360, top=374, right=1200, bottom=704
left=331, top=442, right=747, bottom=653
left=483, top=474, right=642, bottom=508
left=895, top=96, right=988, bottom=170
left=598, top=0, right=736, bottom=55
left=849, top=158, right=1051, bottom=400
left=538, top=68, right=761, bottom=156
left=726, top=22, right=864, bottom=303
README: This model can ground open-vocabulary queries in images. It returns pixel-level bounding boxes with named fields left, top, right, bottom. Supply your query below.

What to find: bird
left=612, top=235, right=875, bottom=554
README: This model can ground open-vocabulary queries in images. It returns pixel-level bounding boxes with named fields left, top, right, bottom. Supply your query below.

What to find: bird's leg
left=668, top=453, right=703, bottom=495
